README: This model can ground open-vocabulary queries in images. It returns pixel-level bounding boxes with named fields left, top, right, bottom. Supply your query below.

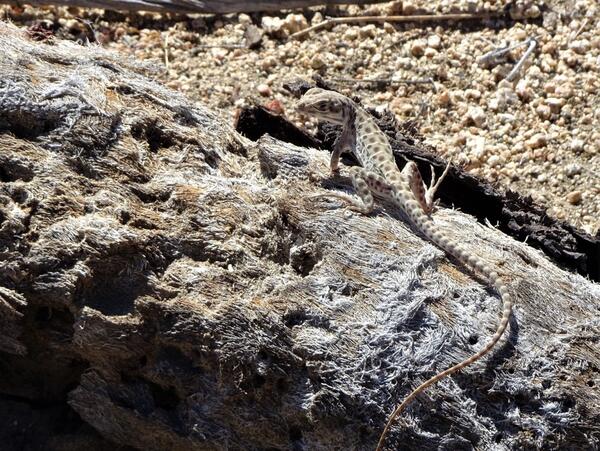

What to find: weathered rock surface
left=0, top=21, right=599, bottom=451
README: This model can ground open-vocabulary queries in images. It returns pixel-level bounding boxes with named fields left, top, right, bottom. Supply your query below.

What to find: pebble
left=256, top=83, right=271, bottom=96
left=359, top=24, right=377, bottom=39
left=310, top=54, right=325, bottom=69
left=526, top=133, right=548, bottom=149
left=570, top=138, right=585, bottom=152
left=564, top=163, right=582, bottom=177
left=427, top=34, right=441, bottom=49
left=468, top=106, right=486, bottom=127
left=238, top=14, right=252, bottom=25
left=567, top=191, right=583, bottom=205
left=569, top=39, right=591, bottom=55
left=283, top=14, right=308, bottom=34
left=410, top=40, right=426, bottom=57
left=261, top=16, right=284, bottom=36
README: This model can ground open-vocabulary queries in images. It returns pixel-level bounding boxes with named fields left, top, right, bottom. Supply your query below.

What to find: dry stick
left=505, top=38, right=536, bottom=82
left=163, top=31, right=170, bottom=71
left=290, top=13, right=500, bottom=40
left=330, top=76, right=437, bottom=93
left=477, top=38, right=534, bottom=65
left=568, top=17, right=588, bottom=43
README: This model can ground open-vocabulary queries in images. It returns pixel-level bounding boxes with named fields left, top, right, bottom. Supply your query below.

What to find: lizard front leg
left=329, top=113, right=357, bottom=173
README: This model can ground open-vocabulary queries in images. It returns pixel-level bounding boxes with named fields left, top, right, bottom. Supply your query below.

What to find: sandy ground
left=2, top=1, right=598, bottom=235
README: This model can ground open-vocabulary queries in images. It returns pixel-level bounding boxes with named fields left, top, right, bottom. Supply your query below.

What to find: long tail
left=376, top=198, right=512, bottom=451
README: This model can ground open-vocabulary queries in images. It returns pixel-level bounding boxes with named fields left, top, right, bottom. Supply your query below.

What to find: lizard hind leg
left=402, top=161, right=450, bottom=214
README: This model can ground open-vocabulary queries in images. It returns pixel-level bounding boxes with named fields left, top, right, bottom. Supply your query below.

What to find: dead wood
left=1, top=21, right=600, bottom=451
left=1, top=0, right=388, bottom=14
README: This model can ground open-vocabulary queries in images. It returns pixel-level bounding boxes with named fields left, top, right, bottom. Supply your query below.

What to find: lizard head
left=296, top=88, right=352, bottom=125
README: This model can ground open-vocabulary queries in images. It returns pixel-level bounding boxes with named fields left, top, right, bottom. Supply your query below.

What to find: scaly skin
left=296, top=88, right=512, bottom=451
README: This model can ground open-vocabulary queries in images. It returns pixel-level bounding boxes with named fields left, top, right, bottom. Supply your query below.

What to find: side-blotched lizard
left=296, top=88, right=513, bottom=450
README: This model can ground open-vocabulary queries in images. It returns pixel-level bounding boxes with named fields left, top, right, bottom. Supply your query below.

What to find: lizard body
left=296, top=88, right=512, bottom=451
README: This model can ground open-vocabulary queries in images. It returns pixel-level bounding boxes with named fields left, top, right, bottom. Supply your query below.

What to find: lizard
left=295, top=87, right=513, bottom=451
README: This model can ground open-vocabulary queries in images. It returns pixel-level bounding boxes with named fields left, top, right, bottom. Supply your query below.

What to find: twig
left=477, top=37, right=534, bottom=65
left=163, top=31, right=170, bottom=71
left=290, top=12, right=500, bottom=40
left=505, top=38, right=536, bottom=82
left=568, top=17, right=588, bottom=43
left=331, top=76, right=436, bottom=91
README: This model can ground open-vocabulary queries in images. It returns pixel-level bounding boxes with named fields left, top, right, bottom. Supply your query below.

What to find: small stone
left=524, top=5, right=541, bottom=18
left=564, top=163, right=582, bottom=177
left=567, top=190, right=582, bottom=205
left=545, top=97, right=565, bottom=112
left=516, top=79, right=531, bottom=101
left=468, top=106, right=486, bottom=127
left=536, top=104, right=551, bottom=119
left=570, top=138, right=584, bottom=152
left=525, top=133, right=547, bottom=149
left=436, top=90, right=451, bottom=106
left=487, top=155, right=504, bottom=167
left=569, top=39, right=590, bottom=55
left=238, top=13, right=252, bottom=25
left=257, top=84, right=271, bottom=96
left=465, top=89, right=481, bottom=99
left=344, top=28, right=359, bottom=41
left=261, top=16, right=284, bottom=36
left=359, top=24, right=377, bottom=39
left=311, top=12, right=323, bottom=25
left=283, top=13, right=308, bottom=34
left=427, top=34, right=441, bottom=49
left=259, top=56, right=277, bottom=71
left=410, top=40, right=426, bottom=57
left=383, top=22, right=395, bottom=33
left=310, top=54, right=325, bottom=69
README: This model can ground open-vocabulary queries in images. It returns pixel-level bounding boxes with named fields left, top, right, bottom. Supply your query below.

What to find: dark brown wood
left=3, top=0, right=388, bottom=14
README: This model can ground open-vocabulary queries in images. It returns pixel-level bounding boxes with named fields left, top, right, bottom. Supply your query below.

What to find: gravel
left=2, top=0, right=599, bottom=235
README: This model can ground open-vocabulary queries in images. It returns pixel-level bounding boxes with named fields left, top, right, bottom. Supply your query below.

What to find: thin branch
left=290, top=12, right=501, bottom=40
left=330, top=76, right=436, bottom=91
left=505, top=38, right=536, bottom=82
left=477, top=38, right=534, bottom=65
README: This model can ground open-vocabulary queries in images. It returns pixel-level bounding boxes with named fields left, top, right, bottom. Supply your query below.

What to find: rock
left=257, top=83, right=271, bottom=96
left=410, top=39, right=426, bottom=57
left=516, top=79, right=531, bottom=101
left=564, top=163, right=582, bottom=177
left=567, top=190, right=583, bottom=204
left=283, top=13, right=308, bottom=34
left=545, top=97, right=565, bottom=112
left=468, top=106, right=486, bottom=127
left=536, top=104, right=552, bottom=119
left=526, top=133, right=548, bottom=149
left=311, top=12, right=324, bottom=25
left=359, top=24, right=377, bottom=39
left=569, top=39, right=591, bottom=55
left=310, top=54, right=325, bottom=69
left=427, top=34, right=441, bottom=49
left=244, top=24, right=264, bottom=49
left=261, top=16, right=284, bottom=36
left=344, top=27, right=359, bottom=41
left=570, top=138, right=585, bottom=152
left=238, top=13, right=252, bottom=25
